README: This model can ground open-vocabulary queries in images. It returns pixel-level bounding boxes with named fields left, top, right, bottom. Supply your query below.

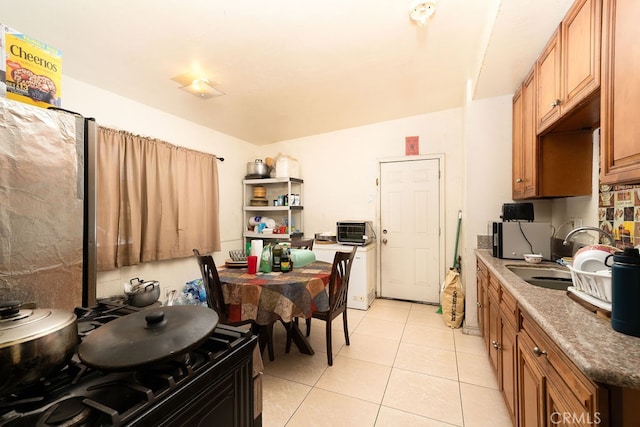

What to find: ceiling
left=3, top=0, right=574, bottom=145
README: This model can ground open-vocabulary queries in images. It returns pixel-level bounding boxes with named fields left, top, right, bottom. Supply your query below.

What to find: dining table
left=217, top=260, right=332, bottom=355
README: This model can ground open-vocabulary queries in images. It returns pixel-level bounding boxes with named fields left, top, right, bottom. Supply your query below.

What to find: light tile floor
left=260, top=298, right=513, bottom=427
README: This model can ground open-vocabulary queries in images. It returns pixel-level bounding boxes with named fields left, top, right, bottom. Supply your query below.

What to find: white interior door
left=379, top=159, right=441, bottom=303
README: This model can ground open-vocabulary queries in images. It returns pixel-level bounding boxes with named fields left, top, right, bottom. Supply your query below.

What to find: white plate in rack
left=567, top=286, right=612, bottom=311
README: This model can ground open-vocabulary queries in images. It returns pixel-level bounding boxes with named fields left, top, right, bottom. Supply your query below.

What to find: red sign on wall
left=405, top=136, right=419, bottom=155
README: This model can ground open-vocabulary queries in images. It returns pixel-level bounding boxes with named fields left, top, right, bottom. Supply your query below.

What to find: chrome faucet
left=562, top=226, right=615, bottom=246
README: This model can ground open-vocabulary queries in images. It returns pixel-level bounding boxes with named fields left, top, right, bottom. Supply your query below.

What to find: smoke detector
left=409, top=0, right=436, bottom=27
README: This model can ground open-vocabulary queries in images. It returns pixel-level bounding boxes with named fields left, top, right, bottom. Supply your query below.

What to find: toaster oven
left=336, top=221, right=375, bottom=246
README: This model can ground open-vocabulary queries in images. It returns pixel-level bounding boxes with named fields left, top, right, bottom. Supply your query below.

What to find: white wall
left=260, top=108, right=465, bottom=286
left=462, top=95, right=513, bottom=332
left=65, top=72, right=599, bottom=318
left=61, top=76, right=256, bottom=299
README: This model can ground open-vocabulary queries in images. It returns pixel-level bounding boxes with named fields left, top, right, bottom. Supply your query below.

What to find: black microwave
left=336, top=221, right=375, bottom=246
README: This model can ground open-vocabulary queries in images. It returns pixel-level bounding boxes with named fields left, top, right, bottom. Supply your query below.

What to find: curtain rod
left=217, top=157, right=224, bottom=162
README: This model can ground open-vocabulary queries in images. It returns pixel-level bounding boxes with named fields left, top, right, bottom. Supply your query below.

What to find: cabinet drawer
left=520, top=314, right=596, bottom=414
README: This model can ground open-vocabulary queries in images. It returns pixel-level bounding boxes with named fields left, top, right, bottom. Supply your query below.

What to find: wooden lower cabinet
left=488, top=288, right=500, bottom=372
left=500, top=316, right=518, bottom=425
left=476, top=259, right=611, bottom=427
left=518, top=327, right=547, bottom=427
left=476, top=259, right=490, bottom=351
left=518, top=312, right=606, bottom=427
left=478, top=259, right=519, bottom=425
left=500, top=288, right=519, bottom=425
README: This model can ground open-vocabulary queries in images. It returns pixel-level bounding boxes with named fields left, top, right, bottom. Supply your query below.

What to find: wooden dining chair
left=290, top=246, right=357, bottom=366
left=193, top=249, right=275, bottom=361
left=290, top=238, right=315, bottom=251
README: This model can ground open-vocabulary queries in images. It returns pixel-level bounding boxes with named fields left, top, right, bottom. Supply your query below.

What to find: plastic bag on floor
left=441, top=268, right=465, bottom=328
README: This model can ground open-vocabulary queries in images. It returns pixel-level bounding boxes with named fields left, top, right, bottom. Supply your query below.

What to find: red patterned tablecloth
left=217, top=261, right=331, bottom=325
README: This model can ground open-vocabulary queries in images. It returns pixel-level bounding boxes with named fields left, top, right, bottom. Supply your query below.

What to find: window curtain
left=96, top=127, right=220, bottom=271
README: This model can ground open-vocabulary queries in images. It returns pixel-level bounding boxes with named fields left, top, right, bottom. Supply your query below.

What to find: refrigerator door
left=0, top=98, right=90, bottom=311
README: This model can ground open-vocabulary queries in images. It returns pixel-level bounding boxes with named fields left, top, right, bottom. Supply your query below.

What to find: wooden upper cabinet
left=513, top=70, right=538, bottom=200
left=512, top=86, right=525, bottom=199
left=522, top=72, right=538, bottom=198
left=537, top=28, right=562, bottom=132
left=537, top=0, right=602, bottom=135
left=562, top=0, right=602, bottom=112
left=600, top=0, right=640, bottom=184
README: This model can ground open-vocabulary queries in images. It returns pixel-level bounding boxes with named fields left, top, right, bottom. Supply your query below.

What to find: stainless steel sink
left=506, top=265, right=573, bottom=291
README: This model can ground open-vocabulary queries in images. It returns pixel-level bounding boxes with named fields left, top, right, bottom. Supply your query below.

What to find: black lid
left=612, top=247, right=640, bottom=265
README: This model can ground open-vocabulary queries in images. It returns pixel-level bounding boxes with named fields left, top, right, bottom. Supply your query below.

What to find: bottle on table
left=280, top=243, right=291, bottom=273
left=272, top=243, right=282, bottom=272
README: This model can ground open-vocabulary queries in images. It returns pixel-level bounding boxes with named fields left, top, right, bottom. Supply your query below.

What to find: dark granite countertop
left=475, top=249, right=640, bottom=390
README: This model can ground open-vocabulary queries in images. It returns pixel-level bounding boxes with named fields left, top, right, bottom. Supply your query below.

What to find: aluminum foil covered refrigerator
left=0, top=97, right=96, bottom=311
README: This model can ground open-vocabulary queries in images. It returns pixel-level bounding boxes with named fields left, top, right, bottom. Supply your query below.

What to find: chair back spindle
left=328, top=247, right=356, bottom=313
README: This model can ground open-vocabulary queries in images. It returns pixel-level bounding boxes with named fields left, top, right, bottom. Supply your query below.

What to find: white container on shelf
left=275, top=155, right=299, bottom=178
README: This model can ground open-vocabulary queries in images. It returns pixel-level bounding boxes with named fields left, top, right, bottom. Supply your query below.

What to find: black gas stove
left=0, top=302, right=258, bottom=427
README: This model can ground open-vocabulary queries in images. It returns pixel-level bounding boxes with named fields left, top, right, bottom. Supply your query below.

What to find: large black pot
left=78, top=305, right=219, bottom=371
left=0, top=301, right=78, bottom=396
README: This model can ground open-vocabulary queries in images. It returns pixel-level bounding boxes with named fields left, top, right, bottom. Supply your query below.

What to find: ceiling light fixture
left=409, top=0, right=436, bottom=27
left=171, top=73, right=225, bottom=99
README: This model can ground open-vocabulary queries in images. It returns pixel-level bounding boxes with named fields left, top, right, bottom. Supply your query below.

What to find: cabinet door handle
left=532, top=346, right=547, bottom=357
left=382, top=238, right=388, bottom=244
left=492, top=340, right=501, bottom=350
left=515, top=178, right=523, bottom=183
left=551, top=99, right=561, bottom=107
left=477, top=302, right=483, bottom=308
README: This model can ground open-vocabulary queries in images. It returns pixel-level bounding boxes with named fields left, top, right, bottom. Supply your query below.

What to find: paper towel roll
left=249, top=216, right=263, bottom=226
left=249, top=216, right=276, bottom=230
left=250, top=239, right=263, bottom=257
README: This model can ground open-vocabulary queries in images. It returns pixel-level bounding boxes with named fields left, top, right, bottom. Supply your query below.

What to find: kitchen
left=2, top=0, right=640, bottom=426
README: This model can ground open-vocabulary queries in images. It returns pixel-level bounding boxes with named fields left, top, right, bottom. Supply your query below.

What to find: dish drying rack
left=566, top=265, right=612, bottom=312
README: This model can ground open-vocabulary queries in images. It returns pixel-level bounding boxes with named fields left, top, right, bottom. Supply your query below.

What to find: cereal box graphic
left=1, top=24, right=61, bottom=107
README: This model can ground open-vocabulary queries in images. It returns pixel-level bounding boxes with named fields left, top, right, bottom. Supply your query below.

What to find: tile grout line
left=453, top=327, right=467, bottom=427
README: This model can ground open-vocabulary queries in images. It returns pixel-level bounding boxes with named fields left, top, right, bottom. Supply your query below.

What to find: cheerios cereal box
left=1, top=24, right=62, bottom=108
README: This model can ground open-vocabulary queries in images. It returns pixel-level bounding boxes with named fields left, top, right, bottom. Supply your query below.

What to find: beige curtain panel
left=96, top=127, right=220, bottom=270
